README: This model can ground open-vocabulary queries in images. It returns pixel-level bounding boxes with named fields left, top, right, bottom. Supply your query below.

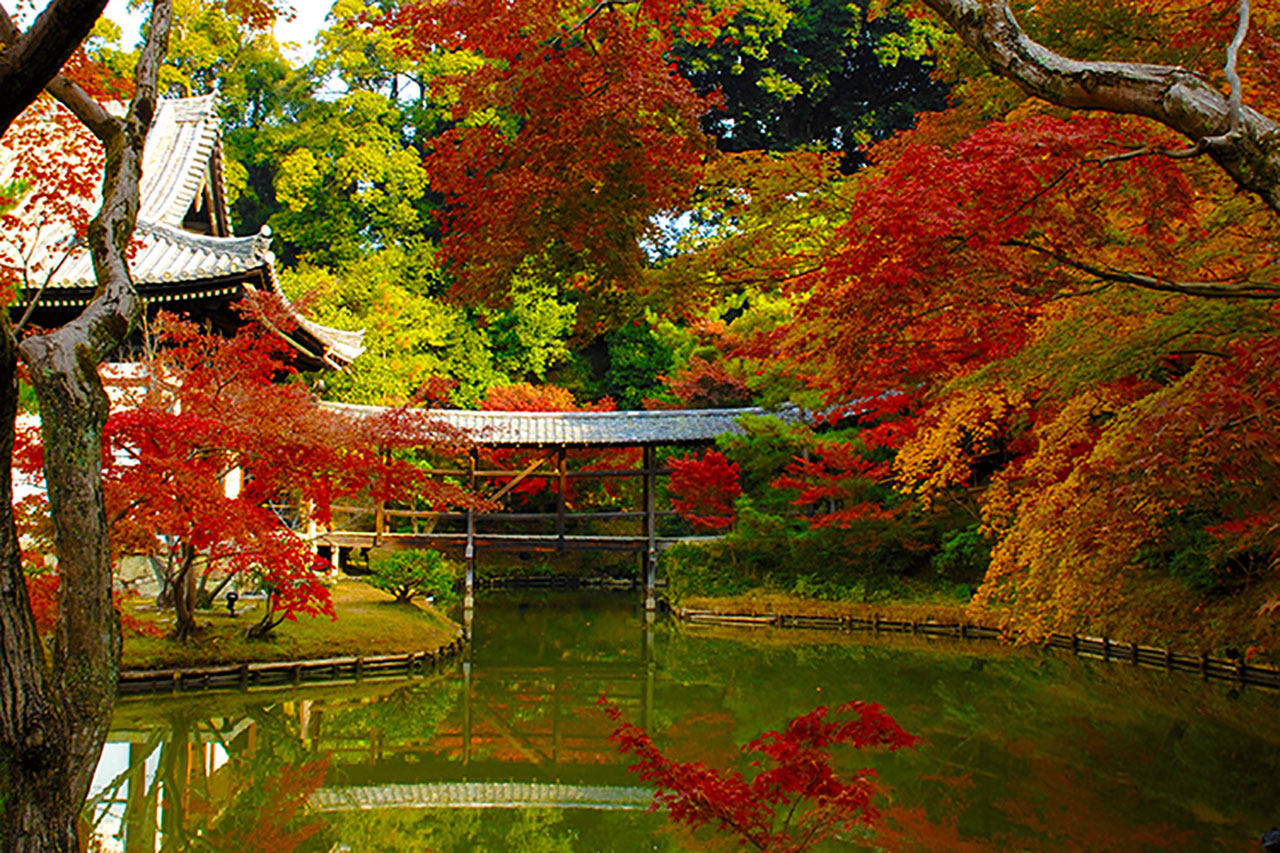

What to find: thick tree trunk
left=0, top=0, right=110, bottom=136
left=0, top=2, right=171, bottom=849
left=169, top=548, right=197, bottom=642
left=921, top=0, right=1280, bottom=216
left=0, top=323, right=81, bottom=850
left=22, top=328, right=122, bottom=807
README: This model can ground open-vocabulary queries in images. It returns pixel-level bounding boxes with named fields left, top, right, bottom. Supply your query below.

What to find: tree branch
left=45, top=74, right=115, bottom=138
left=570, top=0, right=639, bottom=35
left=1223, top=0, right=1250, bottom=136
left=0, top=0, right=109, bottom=136
left=919, top=0, right=1280, bottom=214
left=1009, top=239, right=1280, bottom=300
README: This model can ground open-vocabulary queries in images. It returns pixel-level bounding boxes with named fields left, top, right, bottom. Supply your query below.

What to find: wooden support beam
left=556, top=446, right=567, bottom=551
left=383, top=509, right=674, bottom=522
left=643, top=446, right=657, bottom=612
left=375, top=447, right=389, bottom=542
left=485, top=448, right=558, bottom=503
left=416, top=466, right=674, bottom=479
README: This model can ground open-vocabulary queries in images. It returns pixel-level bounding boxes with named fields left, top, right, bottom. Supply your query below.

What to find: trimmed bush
left=368, top=549, right=459, bottom=604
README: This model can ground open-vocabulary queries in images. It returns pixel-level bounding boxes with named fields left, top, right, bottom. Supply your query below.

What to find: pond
left=90, top=589, right=1280, bottom=851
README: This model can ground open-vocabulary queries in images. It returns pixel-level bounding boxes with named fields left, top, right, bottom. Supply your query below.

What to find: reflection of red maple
left=603, top=698, right=917, bottom=852
left=659, top=711, right=737, bottom=766
left=203, top=757, right=331, bottom=853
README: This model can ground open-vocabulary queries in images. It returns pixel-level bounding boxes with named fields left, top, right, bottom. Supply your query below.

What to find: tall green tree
left=675, top=0, right=949, bottom=169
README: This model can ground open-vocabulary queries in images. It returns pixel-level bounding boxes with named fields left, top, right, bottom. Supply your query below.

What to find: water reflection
left=91, top=590, right=1280, bottom=851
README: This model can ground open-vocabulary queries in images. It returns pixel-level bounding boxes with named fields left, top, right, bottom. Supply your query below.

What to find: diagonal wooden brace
left=486, top=449, right=559, bottom=503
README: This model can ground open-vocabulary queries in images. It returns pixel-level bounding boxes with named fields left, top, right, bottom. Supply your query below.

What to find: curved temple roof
left=50, top=222, right=272, bottom=291
left=1, top=95, right=364, bottom=369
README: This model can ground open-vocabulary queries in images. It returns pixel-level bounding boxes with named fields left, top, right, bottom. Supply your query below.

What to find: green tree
left=268, top=90, right=430, bottom=265
left=675, top=0, right=949, bottom=168
left=602, top=321, right=674, bottom=409
left=368, top=548, right=459, bottom=604
left=281, top=248, right=506, bottom=406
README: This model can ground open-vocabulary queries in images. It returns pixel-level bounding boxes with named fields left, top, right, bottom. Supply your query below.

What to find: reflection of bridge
left=312, top=781, right=652, bottom=811
left=96, top=596, right=680, bottom=849
left=312, top=650, right=657, bottom=784
left=315, top=405, right=796, bottom=610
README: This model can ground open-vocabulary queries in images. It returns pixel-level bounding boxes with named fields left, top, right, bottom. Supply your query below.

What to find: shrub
left=931, top=525, right=992, bottom=583
left=368, top=549, right=459, bottom=604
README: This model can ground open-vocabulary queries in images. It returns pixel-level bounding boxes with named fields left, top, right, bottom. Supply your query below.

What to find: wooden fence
left=117, top=639, right=466, bottom=695
left=675, top=607, right=1280, bottom=691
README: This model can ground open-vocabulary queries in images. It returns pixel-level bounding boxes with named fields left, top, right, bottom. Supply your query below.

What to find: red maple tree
left=601, top=697, right=918, bottom=852
left=386, top=0, right=727, bottom=300
left=17, top=301, right=471, bottom=641
left=669, top=450, right=742, bottom=530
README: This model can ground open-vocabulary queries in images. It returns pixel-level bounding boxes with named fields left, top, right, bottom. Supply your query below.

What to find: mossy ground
left=120, top=579, right=460, bottom=670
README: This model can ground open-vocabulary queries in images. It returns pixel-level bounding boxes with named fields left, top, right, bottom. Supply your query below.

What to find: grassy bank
left=674, top=587, right=974, bottom=626
left=120, top=579, right=461, bottom=670
left=670, top=576, right=1280, bottom=667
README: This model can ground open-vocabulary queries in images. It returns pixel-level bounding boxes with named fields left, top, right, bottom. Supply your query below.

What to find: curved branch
left=920, top=0, right=1280, bottom=214
left=0, top=0, right=109, bottom=134
left=1223, top=0, right=1250, bottom=135
left=45, top=74, right=115, bottom=138
left=1009, top=239, right=1280, bottom=300
left=15, top=0, right=173, bottom=810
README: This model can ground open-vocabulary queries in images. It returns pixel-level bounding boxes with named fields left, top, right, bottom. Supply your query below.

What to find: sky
left=100, top=0, right=335, bottom=64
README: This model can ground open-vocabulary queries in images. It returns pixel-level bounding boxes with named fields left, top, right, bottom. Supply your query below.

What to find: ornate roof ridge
left=136, top=220, right=264, bottom=255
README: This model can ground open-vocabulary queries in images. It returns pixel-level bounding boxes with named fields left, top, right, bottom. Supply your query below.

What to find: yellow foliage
left=894, top=386, right=1029, bottom=507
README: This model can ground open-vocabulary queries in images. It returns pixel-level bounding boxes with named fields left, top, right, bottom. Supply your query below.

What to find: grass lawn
left=120, top=579, right=461, bottom=670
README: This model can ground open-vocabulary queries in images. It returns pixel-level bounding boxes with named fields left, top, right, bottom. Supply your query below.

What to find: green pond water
left=90, top=589, right=1280, bottom=851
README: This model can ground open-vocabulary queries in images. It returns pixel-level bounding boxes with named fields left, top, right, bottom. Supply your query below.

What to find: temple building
left=0, top=94, right=362, bottom=371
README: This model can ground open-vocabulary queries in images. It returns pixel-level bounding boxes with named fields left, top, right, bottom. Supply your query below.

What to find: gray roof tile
left=325, top=403, right=801, bottom=447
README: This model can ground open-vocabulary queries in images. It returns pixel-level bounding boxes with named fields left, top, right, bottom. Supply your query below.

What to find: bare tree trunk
left=0, top=2, right=172, bottom=848
left=0, top=0, right=110, bottom=135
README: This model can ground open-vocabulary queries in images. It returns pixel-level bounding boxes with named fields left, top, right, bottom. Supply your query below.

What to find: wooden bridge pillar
left=465, top=449, right=477, bottom=612
left=643, top=446, right=657, bottom=612
left=556, top=445, right=567, bottom=551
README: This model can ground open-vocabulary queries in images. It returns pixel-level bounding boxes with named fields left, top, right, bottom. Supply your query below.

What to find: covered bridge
left=315, top=404, right=804, bottom=610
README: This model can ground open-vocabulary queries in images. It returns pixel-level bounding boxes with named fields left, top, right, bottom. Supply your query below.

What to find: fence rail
left=117, top=639, right=466, bottom=695
left=675, top=608, right=1280, bottom=690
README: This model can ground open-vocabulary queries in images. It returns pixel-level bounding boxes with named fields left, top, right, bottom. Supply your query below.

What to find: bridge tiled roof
left=326, top=403, right=802, bottom=447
